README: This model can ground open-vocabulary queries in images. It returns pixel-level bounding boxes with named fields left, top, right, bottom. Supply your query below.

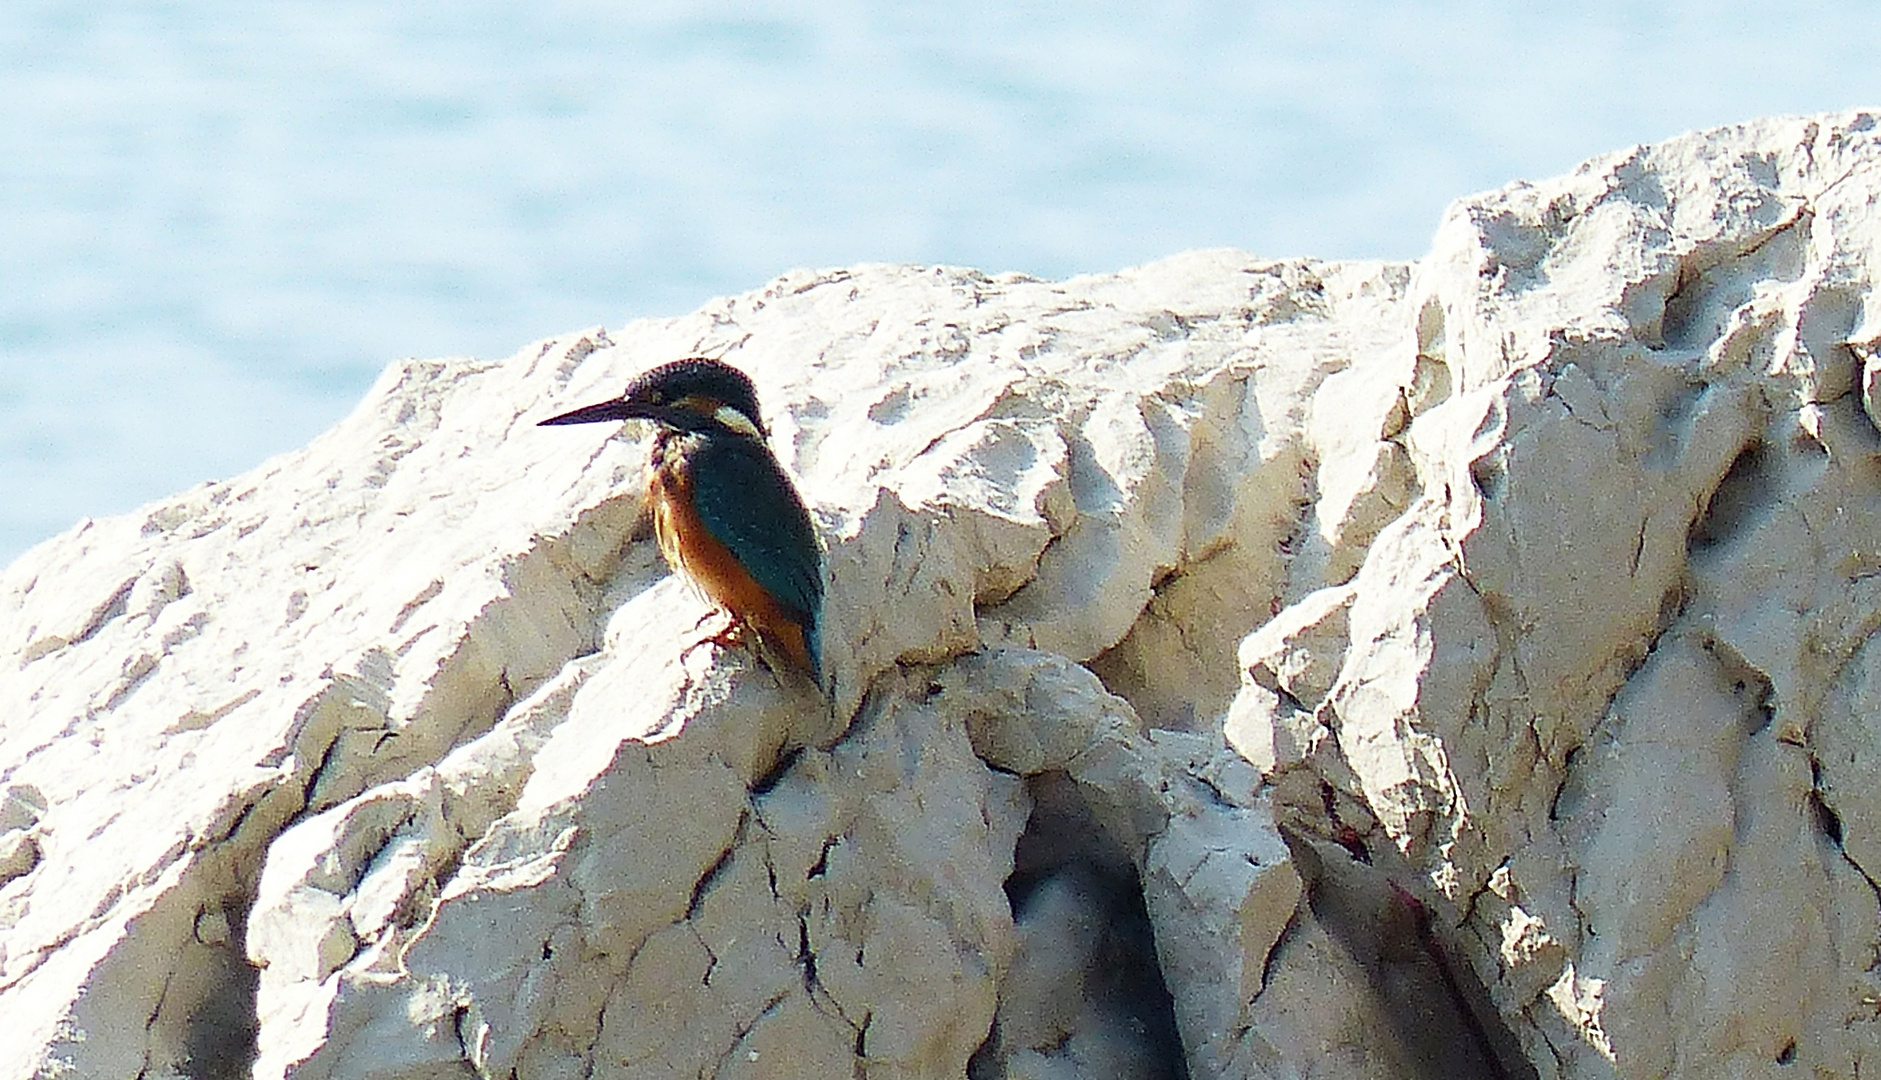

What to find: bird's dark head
left=539, top=358, right=768, bottom=438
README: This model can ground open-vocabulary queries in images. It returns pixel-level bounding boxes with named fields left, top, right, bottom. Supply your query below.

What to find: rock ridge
left=1, top=111, right=1879, bottom=1079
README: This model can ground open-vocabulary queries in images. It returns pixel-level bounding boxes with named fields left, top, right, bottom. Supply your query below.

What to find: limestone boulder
left=1, top=111, right=1879, bottom=1080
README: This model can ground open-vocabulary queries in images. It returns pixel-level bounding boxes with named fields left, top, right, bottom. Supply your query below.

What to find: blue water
left=4, top=0, right=1880, bottom=566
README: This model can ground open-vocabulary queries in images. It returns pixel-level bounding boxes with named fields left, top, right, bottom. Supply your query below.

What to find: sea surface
left=5, top=0, right=1880, bottom=566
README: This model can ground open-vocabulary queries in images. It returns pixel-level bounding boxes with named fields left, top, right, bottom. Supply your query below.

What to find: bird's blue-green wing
left=687, top=436, right=824, bottom=675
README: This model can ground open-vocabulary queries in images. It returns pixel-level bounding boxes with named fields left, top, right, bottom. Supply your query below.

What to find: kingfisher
left=540, top=358, right=824, bottom=685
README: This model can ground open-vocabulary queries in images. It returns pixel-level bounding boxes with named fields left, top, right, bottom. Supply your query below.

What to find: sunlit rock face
left=2, top=111, right=1880, bottom=1080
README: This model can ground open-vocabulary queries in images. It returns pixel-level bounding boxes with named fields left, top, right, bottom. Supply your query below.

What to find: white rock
left=1229, top=112, right=1881, bottom=1078
left=4, top=112, right=1881, bottom=1080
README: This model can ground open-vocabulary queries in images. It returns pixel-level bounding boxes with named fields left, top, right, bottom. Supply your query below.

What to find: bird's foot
left=682, top=611, right=801, bottom=688
left=703, top=614, right=753, bottom=651
left=681, top=609, right=753, bottom=657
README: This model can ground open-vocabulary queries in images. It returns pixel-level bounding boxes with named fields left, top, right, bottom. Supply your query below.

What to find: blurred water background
left=4, top=1, right=1880, bottom=566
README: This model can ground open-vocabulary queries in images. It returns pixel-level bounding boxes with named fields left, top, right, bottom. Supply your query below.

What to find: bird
left=539, top=358, right=824, bottom=685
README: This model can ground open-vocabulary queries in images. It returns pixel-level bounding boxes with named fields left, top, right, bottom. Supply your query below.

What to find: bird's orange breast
left=648, top=460, right=814, bottom=673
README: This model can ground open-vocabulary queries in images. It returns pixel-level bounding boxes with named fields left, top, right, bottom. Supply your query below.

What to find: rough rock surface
left=3, top=111, right=1881, bottom=1080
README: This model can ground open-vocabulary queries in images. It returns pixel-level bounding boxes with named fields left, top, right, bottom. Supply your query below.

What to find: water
left=5, top=0, right=1879, bottom=566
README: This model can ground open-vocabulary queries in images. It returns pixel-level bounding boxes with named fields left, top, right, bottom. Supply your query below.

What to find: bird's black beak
left=537, top=398, right=658, bottom=427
